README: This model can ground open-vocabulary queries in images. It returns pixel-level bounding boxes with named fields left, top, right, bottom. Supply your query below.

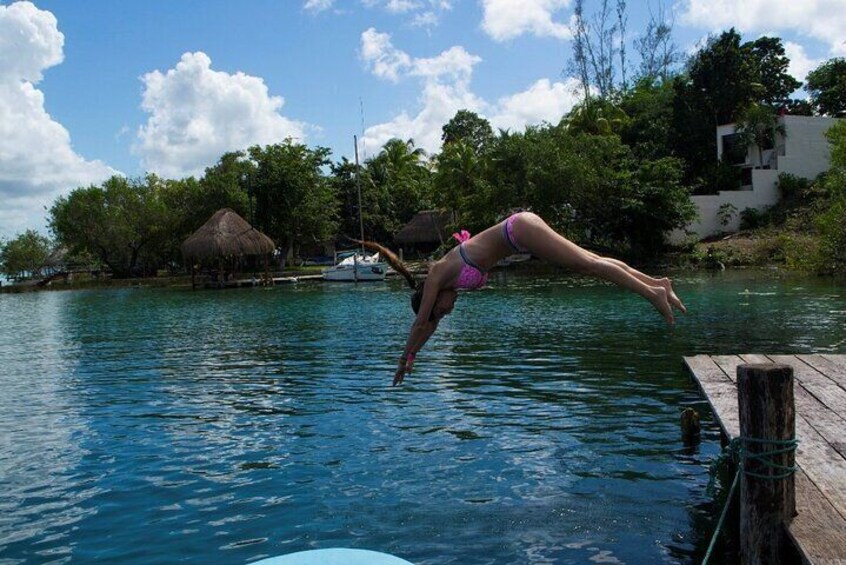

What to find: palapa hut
left=394, top=210, right=456, bottom=256
left=181, top=208, right=275, bottom=288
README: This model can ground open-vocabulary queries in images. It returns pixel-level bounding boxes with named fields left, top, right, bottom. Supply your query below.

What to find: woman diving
left=359, top=211, right=686, bottom=385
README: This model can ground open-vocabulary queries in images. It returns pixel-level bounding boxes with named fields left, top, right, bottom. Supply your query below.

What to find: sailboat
left=322, top=135, right=387, bottom=282
left=321, top=249, right=387, bottom=281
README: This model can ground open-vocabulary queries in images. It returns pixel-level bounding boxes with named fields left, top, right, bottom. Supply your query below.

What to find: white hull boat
left=322, top=251, right=387, bottom=282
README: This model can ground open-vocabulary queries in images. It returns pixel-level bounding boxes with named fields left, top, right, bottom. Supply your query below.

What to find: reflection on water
left=0, top=270, right=843, bottom=564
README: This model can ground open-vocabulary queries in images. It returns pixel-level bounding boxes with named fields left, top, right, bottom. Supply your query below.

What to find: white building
left=677, top=115, right=838, bottom=241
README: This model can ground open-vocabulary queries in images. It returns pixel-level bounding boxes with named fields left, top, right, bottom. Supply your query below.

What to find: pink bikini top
left=452, top=230, right=488, bottom=290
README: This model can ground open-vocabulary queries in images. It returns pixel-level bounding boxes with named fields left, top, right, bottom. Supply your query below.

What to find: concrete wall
left=673, top=169, right=779, bottom=241
left=778, top=115, right=837, bottom=179
left=675, top=116, right=838, bottom=243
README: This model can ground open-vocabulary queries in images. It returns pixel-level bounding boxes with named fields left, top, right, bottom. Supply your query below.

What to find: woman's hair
left=356, top=240, right=425, bottom=314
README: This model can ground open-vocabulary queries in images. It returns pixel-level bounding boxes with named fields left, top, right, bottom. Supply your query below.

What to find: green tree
left=669, top=75, right=716, bottom=183
left=49, top=175, right=173, bottom=278
left=619, top=79, right=675, bottom=159
left=481, top=129, right=532, bottom=223
left=0, top=230, right=52, bottom=280
left=441, top=110, right=495, bottom=154
left=747, top=36, right=802, bottom=108
left=670, top=31, right=799, bottom=183
left=734, top=103, right=787, bottom=169
left=564, top=99, right=630, bottom=136
left=332, top=157, right=395, bottom=242
left=814, top=121, right=846, bottom=274
left=473, top=124, right=695, bottom=256
left=827, top=119, right=846, bottom=169
left=617, top=157, right=697, bottom=256
left=198, top=151, right=252, bottom=222
left=687, top=29, right=759, bottom=125
left=366, top=138, right=431, bottom=227
left=785, top=98, right=813, bottom=116
left=806, top=58, right=846, bottom=116
left=249, top=141, right=338, bottom=264
left=432, top=140, right=487, bottom=226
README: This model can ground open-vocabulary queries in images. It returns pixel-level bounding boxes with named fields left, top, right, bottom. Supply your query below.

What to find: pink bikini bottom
left=503, top=213, right=528, bottom=253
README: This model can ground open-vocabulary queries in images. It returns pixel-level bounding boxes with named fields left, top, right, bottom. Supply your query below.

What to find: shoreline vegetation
left=0, top=238, right=799, bottom=295
left=3, top=27, right=845, bottom=289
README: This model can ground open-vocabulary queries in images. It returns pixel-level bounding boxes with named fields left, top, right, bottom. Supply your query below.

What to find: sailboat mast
left=354, top=135, right=365, bottom=252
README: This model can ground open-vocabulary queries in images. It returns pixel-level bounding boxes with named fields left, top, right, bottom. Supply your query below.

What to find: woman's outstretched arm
left=394, top=267, right=443, bottom=385
left=394, top=319, right=439, bottom=385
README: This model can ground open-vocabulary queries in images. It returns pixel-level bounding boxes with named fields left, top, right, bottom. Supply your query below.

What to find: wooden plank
left=787, top=469, right=846, bottom=564
left=771, top=355, right=846, bottom=414
left=738, top=353, right=772, bottom=366
left=820, top=354, right=846, bottom=373
left=793, top=412, right=846, bottom=523
left=711, top=354, right=745, bottom=383
left=804, top=354, right=846, bottom=393
left=683, top=355, right=740, bottom=439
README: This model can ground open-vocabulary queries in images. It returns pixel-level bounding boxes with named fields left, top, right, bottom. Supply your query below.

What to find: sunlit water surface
left=1, top=269, right=844, bottom=564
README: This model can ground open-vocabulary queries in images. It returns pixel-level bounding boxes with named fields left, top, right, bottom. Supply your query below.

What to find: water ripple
left=0, top=271, right=844, bottom=563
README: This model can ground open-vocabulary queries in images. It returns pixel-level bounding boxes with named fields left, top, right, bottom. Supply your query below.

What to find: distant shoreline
left=0, top=257, right=711, bottom=295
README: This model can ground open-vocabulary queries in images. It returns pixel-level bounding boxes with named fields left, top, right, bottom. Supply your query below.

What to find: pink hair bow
left=452, top=229, right=471, bottom=243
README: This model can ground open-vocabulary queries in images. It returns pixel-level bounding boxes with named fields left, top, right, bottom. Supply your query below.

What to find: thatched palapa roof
left=181, top=208, right=275, bottom=261
left=394, top=210, right=456, bottom=244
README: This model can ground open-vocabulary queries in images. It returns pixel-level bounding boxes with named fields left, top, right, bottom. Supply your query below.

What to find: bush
left=717, top=203, right=738, bottom=227
left=781, top=233, right=825, bottom=272
left=740, top=207, right=767, bottom=230
left=814, top=171, right=846, bottom=275
left=777, top=173, right=812, bottom=203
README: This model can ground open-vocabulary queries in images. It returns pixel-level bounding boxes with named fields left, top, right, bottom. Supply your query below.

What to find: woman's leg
left=583, top=251, right=686, bottom=313
left=515, top=213, right=676, bottom=324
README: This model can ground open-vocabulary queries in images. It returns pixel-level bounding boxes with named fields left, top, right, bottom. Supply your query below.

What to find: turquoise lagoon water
left=0, top=270, right=844, bottom=564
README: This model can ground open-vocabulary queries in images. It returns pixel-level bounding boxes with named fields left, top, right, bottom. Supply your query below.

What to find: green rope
left=739, top=437, right=799, bottom=480
left=703, top=466, right=740, bottom=565
left=701, top=436, right=798, bottom=565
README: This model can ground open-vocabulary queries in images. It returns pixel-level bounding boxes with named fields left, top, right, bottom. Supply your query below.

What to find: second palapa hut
left=181, top=208, right=276, bottom=289
left=394, top=210, right=456, bottom=257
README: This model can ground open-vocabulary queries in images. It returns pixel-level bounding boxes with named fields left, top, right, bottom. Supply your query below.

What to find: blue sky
left=1, top=0, right=843, bottom=238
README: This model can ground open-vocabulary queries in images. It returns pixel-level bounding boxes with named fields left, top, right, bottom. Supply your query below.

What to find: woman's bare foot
left=659, top=277, right=686, bottom=314
left=650, top=286, right=675, bottom=325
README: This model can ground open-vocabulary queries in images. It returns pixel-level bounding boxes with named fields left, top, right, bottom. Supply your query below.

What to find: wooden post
left=737, top=363, right=796, bottom=565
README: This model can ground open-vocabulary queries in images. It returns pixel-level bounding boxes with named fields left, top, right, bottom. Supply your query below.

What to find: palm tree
left=433, top=140, right=483, bottom=221
left=369, top=138, right=430, bottom=224
left=563, top=99, right=630, bottom=136
left=735, top=103, right=786, bottom=169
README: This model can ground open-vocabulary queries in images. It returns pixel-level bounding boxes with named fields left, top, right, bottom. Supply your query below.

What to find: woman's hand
left=393, top=355, right=415, bottom=386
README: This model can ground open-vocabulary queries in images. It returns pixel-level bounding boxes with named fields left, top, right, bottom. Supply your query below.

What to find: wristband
left=406, top=352, right=416, bottom=363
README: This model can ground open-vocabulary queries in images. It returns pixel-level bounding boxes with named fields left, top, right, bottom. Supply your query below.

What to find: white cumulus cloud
left=385, top=0, right=421, bottom=13
left=360, top=28, right=413, bottom=82
left=784, top=41, right=823, bottom=84
left=0, top=1, right=115, bottom=237
left=480, top=0, right=573, bottom=42
left=680, top=0, right=846, bottom=55
left=134, top=51, right=308, bottom=179
left=359, top=29, right=583, bottom=155
left=491, top=77, right=582, bottom=132
left=363, top=81, right=488, bottom=155
left=303, top=0, right=335, bottom=13
left=411, top=45, right=482, bottom=82
left=317, top=0, right=450, bottom=29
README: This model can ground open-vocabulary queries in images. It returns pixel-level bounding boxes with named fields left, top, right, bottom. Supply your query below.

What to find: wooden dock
left=684, top=354, right=846, bottom=563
